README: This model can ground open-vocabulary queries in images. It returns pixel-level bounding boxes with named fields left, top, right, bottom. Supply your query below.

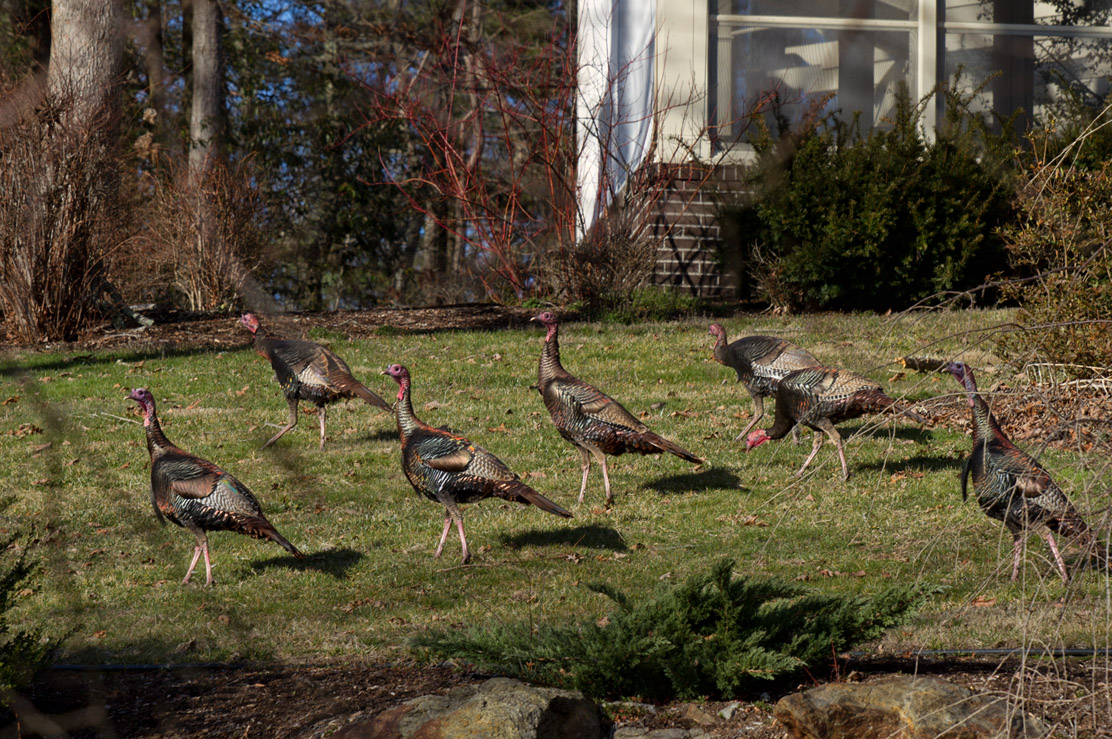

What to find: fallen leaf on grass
left=2, top=396, right=18, bottom=405
left=91, top=630, right=107, bottom=640
left=818, top=569, right=867, bottom=578
left=971, top=596, right=996, bottom=607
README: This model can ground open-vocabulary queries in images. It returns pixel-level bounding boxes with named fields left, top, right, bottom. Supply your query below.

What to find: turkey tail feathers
left=866, top=390, right=927, bottom=424
left=268, top=529, right=306, bottom=559
left=352, top=383, right=392, bottom=411
left=649, top=434, right=703, bottom=464
left=893, top=404, right=928, bottom=424
left=246, top=518, right=305, bottom=558
left=500, top=481, right=573, bottom=518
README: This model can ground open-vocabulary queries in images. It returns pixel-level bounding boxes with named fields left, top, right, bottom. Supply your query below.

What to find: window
left=708, top=0, right=1112, bottom=152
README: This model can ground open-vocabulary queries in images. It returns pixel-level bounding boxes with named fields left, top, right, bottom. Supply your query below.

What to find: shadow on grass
left=499, top=524, right=627, bottom=552
left=250, top=546, right=364, bottom=579
left=645, top=466, right=744, bottom=494
left=361, top=428, right=398, bottom=443
left=854, top=453, right=962, bottom=475
left=0, top=341, right=253, bottom=377
left=840, top=424, right=935, bottom=444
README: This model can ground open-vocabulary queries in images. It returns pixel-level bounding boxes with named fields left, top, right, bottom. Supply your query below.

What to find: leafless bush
left=0, top=92, right=125, bottom=342
left=998, top=131, right=1112, bottom=376
left=548, top=198, right=656, bottom=314
left=132, top=159, right=265, bottom=311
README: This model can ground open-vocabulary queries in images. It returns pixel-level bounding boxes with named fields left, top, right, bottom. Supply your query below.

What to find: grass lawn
left=3, top=308, right=1111, bottom=667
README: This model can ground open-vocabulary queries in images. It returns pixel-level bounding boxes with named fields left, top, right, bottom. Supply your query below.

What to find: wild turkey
left=239, top=313, right=391, bottom=449
left=745, top=366, right=926, bottom=480
left=945, top=361, right=1107, bottom=583
left=128, top=387, right=303, bottom=586
left=383, top=363, right=571, bottom=564
left=707, top=323, right=819, bottom=442
left=532, top=311, right=702, bottom=506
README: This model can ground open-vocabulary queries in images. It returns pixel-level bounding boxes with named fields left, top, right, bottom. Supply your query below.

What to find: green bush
left=0, top=515, right=53, bottom=697
left=413, top=559, right=922, bottom=701
left=719, top=78, right=1016, bottom=312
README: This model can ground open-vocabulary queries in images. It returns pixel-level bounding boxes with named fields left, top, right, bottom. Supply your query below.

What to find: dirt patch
left=8, top=655, right=1112, bottom=737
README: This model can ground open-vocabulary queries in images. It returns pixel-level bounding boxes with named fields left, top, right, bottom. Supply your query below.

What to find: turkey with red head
left=128, top=387, right=303, bottom=586
left=533, top=311, right=702, bottom=506
left=746, top=366, right=926, bottom=480
left=707, top=323, right=819, bottom=442
left=945, top=361, right=1107, bottom=583
left=384, top=363, right=571, bottom=564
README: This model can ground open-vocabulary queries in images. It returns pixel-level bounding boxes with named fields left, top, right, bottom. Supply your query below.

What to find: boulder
left=774, top=674, right=1050, bottom=739
left=330, top=677, right=609, bottom=739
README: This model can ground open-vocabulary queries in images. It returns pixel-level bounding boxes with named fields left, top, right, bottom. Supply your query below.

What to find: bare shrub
left=549, top=207, right=652, bottom=313
left=998, top=133, right=1112, bottom=376
left=0, top=93, right=125, bottom=343
left=131, top=158, right=265, bottom=311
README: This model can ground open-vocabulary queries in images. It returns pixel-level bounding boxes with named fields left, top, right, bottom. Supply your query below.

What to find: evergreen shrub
left=413, top=559, right=922, bottom=701
left=0, top=507, right=53, bottom=698
left=719, top=79, right=1016, bottom=312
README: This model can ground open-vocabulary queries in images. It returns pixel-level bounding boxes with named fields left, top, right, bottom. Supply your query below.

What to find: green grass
left=2, top=308, right=1111, bottom=666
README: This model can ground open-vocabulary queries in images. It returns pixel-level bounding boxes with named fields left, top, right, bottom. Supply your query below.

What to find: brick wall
left=644, top=163, right=748, bottom=298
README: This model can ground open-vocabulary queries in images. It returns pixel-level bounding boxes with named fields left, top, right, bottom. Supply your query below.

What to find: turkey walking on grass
left=128, top=387, right=303, bottom=586
left=945, top=361, right=1107, bottom=583
left=746, top=366, right=926, bottom=480
left=707, top=323, right=819, bottom=442
left=240, top=313, right=391, bottom=449
left=383, top=363, right=571, bottom=565
left=532, top=311, right=702, bottom=506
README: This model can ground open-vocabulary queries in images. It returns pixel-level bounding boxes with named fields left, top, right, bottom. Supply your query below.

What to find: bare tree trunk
left=188, top=0, right=223, bottom=178
left=178, top=0, right=235, bottom=311
left=139, top=0, right=166, bottom=129
left=47, top=0, right=124, bottom=118
left=441, top=0, right=483, bottom=302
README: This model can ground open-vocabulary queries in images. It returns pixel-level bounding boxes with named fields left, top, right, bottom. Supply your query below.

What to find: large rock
left=330, top=677, right=609, bottom=739
left=774, top=674, right=1050, bottom=739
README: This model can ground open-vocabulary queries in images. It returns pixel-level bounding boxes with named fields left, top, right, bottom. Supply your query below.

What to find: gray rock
left=774, top=674, right=1051, bottom=739
left=329, top=677, right=608, bottom=739
left=717, top=701, right=740, bottom=720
